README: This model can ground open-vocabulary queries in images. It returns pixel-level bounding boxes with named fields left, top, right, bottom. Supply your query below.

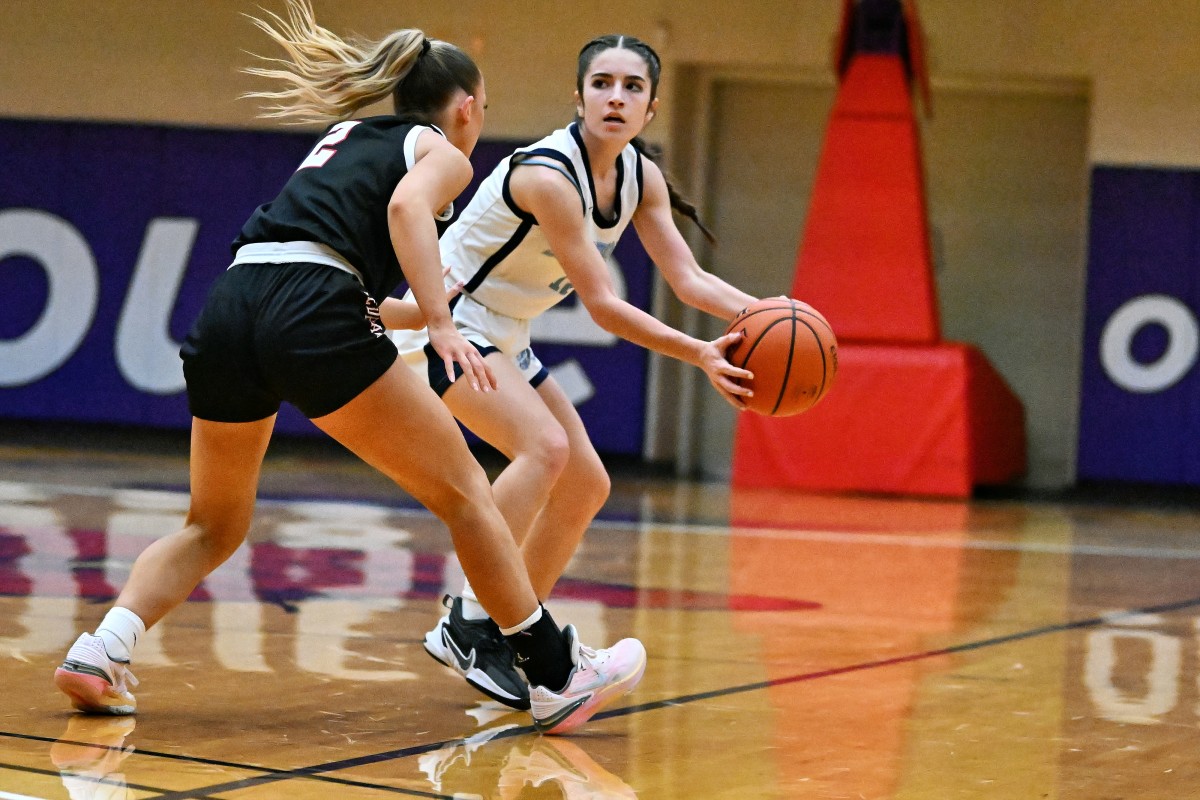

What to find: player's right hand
left=428, top=323, right=497, bottom=392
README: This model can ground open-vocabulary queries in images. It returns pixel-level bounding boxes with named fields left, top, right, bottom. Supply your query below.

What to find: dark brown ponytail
left=630, top=136, right=716, bottom=245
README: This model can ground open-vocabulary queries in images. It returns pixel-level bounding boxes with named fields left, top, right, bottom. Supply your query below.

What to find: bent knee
left=515, top=425, right=571, bottom=477
left=182, top=516, right=249, bottom=565
left=566, top=456, right=610, bottom=509
left=419, top=468, right=500, bottom=529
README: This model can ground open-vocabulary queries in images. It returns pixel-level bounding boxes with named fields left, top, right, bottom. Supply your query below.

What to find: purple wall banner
left=1078, top=166, right=1200, bottom=485
left=0, top=118, right=650, bottom=454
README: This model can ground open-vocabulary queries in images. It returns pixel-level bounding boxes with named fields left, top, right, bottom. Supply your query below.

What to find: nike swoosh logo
left=444, top=630, right=475, bottom=672
left=533, top=696, right=590, bottom=732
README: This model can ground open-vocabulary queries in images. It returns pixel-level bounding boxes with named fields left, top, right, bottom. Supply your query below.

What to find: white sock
left=498, top=605, right=542, bottom=636
left=96, top=607, right=146, bottom=663
left=459, top=580, right=490, bottom=621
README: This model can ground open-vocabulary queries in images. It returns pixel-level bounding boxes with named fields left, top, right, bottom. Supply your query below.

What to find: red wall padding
left=731, top=49, right=1026, bottom=496
left=731, top=343, right=1025, bottom=497
left=792, top=56, right=939, bottom=344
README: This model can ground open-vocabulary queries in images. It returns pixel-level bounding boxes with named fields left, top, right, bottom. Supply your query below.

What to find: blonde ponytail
left=242, top=0, right=425, bottom=124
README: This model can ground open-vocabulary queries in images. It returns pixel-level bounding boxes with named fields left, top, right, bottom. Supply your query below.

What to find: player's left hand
left=701, top=330, right=754, bottom=409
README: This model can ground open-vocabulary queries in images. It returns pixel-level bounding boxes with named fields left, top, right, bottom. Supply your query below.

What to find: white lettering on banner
left=115, top=218, right=198, bottom=394
left=0, top=209, right=99, bottom=387
left=531, top=253, right=624, bottom=345
left=1100, top=294, right=1199, bottom=393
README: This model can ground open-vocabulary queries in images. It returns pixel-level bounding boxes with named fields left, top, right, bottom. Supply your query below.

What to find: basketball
left=723, top=297, right=838, bottom=417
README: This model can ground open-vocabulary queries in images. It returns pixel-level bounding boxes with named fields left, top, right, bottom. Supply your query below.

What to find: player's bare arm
left=390, top=133, right=496, bottom=391
left=510, top=164, right=751, bottom=402
left=631, top=159, right=756, bottom=321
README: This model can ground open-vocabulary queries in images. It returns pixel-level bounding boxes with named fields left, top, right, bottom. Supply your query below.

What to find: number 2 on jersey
left=297, top=120, right=360, bottom=170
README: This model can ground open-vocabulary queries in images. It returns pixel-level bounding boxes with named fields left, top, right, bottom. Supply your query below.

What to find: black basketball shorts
left=180, top=262, right=397, bottom=422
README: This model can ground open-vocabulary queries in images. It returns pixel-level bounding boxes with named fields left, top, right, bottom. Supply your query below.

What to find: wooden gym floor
left=2, top=425, right=1199, bottom=799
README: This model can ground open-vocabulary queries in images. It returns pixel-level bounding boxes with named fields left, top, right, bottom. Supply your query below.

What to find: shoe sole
left=536, top=649, right=648, bottom=735
left=423, top=633, right=531, bottom=711
left=54, top=668, right=135, bottom=715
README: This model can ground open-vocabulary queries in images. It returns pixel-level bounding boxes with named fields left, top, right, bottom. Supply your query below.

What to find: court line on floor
left=0, top=732, right=455, bottom=800
left=645, top=522, right=1200, bottom=560
left=603, top=593, right=1200, bottom=720
left=134, top=593, right=1200, bottom=800
left=0, top=761, right=220, bottom=800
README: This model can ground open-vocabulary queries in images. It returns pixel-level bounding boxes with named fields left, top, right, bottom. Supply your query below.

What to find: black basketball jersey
left=233, top=116, right=452, bottom=301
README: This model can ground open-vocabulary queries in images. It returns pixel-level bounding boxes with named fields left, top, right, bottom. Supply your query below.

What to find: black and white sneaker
left=423, top=595, right=531, bottom=710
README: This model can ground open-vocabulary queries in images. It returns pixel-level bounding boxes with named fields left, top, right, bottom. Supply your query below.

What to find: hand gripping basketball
left=722, top=298, right=838, bottom=416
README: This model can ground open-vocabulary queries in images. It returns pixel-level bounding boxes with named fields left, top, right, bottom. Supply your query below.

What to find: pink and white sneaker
left=54, top=633, right=139, bottom=715
left=529, top=625, right=646, bottom=735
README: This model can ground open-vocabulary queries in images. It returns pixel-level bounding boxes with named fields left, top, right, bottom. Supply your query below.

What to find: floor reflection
left=2, top=444, right=1200, bottom=799
left=419, top=720, right=638, bottom=799
left=51, top=715, right=137, bottom=800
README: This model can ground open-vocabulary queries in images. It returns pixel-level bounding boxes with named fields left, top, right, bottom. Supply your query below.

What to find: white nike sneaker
left=54, top=633, right=139, bottom=715
left=529, top=626, right=646, bottom=735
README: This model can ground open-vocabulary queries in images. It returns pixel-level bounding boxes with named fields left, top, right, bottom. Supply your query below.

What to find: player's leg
left=116, top=417, right=276, bottom=624
left=515, top=379, right=646, bottom=733
left=519, top=376, right=609, bottom=599
left=55, top=416, right=275, bottom=714
left=426, top=354, right=570, bottom=708
left=441, top=353, right=571, bottom=547
left=312, top=358, right=540, bottom=627
left=318, top=360, right=645, bottom=731
left=474, top=375, right=642, bottom=733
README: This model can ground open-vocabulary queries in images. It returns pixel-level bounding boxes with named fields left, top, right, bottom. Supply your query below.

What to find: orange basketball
left=723, top=297, right=838, bottom=416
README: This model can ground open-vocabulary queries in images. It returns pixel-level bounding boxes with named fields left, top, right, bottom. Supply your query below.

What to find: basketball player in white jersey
left=385, top=34, right=759, bottom=710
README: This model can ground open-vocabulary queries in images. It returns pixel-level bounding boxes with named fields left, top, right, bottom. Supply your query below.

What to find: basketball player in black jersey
left=53, top=0, right=645, bottom=735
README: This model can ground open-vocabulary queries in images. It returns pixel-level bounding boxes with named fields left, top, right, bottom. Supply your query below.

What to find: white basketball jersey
left=441, top=123, right=644, bottom=320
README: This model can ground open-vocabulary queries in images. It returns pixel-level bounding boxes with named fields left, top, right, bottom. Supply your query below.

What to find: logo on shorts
left=363, top=294, right=384, bottom=337
left=517, top=349, right=532, bottom=370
